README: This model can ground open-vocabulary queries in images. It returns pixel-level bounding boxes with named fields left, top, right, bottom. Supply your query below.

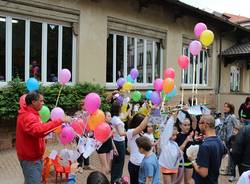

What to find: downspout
left=217, top=32, right=222, bottom=111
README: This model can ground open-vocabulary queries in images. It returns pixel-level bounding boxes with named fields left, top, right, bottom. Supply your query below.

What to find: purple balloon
left=154, top=78, right=163, bottom=91
left=51, top=107, right=65, bottom=121
left=58, top=69, right=71, bottom=85
left=189, top=40, right=202, bottom=56
left=116, top=95, right=123, bottom=105
left=194, top=22, right=207, bottom=38
left=84, top=93, right=101, bottom=114
left=150, top=91, right=162, bottom=106
left=130, top=68, right=139, bottom=80
left=116, top=78, right=126, bottom=87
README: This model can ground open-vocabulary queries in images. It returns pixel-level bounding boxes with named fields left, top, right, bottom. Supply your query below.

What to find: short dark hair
left=128, top=113, right=145, bottom=129
left=25, top=91, right=41, bottom=106
left=245, top=97, right=250, bottom=104
left=111, top=101, right=121, bottom=116
left=224, top=102, right=235, bottom=114
left=87, top=171, right=110, bottom=184
left=136, top=136, right=152, bottom=152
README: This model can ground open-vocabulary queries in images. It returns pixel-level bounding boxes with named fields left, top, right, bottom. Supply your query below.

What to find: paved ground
left=0, top=145, right=238, bottom=184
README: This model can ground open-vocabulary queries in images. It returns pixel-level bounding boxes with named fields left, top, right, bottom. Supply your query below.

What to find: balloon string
left=191, top=56, right=196, bottom=106
left=181, top=69, right=184, bottom=108
left=55, top=85, right=63, bottom=107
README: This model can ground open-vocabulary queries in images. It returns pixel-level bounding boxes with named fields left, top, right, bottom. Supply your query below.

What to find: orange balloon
left=54, top=126, right=62, bottom=135
left=88, top=109, right=105, bottom=130
left=163, top=78, right=174, bottom=93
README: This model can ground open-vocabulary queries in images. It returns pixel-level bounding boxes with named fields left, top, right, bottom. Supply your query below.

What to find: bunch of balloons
left=145, top=68, right=177, bottom=106
left=116, top=68, right=139, bottom=92
left=84, top=93, right=112, bottom=143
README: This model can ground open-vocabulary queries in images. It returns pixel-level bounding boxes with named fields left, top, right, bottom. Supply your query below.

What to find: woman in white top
left=127, top=113, right=149, bottom=184
left=110, top=102, right=127, bottom=184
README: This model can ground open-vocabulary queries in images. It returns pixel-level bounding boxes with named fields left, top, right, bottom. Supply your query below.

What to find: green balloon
left=165, top=96, right=171, bottom=102
left=39, top=105, right=50, bottom=123
left=132, top=91, right=142, bottom=102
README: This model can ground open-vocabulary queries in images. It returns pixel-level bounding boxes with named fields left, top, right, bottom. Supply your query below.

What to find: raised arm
left=160, top=116, right=174, bottom=145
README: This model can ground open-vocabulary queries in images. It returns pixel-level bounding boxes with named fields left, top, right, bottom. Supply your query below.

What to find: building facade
left=0, top=0, right=249, bottom=114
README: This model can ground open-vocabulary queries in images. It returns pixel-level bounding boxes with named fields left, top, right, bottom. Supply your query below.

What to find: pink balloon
left=71, top=118, right=84, bottom=135
left=153, top=78, right=163, bottom=91
left=164, top=68, right=175, bottom=79
left=19, top=94, right=27, bottom=109
left=60, top=126, right=75, bottom=145
left=94, top=123, right=111, bottom=143
left=178, top=55, right=190, bottom=69
left=194, top=22, right=207, bottom=38
left=189, top=40, right=202, bottom=56
left=84, top=93, right=101, bottom=114
left=51, top=107, right=65, bottom=121
left=58, top=69, right=71, bottom=85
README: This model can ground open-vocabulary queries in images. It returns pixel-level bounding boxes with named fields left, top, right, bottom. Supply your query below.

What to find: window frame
left=106, top=32, right=163, bottom=89
left=181, top=46, right=209, bottom=88
left=230, top=65, right=240, bottom=92
left=0, top=14, right=76, bottom=86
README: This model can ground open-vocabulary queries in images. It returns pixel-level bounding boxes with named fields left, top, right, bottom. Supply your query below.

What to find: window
left=230, top=66, right=240, bottom=92
left=182, top=46, right=209, bottom=86
left=0, top=16, right=76, bottom=84
left=106, top=33, right=163, bottom=85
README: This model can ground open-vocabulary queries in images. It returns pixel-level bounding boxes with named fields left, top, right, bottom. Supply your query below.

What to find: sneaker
left=77, top=167, right=83, bottom=173
left=228, top=176, right=235, bottom=182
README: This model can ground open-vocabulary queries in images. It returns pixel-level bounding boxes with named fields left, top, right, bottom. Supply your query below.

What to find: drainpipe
left=216, top=32, right=222, bottom=111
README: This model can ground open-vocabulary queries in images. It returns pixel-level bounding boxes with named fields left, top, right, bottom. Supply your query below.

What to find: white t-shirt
left=237, top=170, right=250, bottom=184
left=127, top=129, right=144, bottom=166
left=110, top=116, right=125, bottom=142
left=144, top=133, right=155, bottom=143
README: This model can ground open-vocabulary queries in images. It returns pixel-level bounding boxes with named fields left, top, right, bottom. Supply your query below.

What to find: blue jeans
left=19, top=160, right=43, bottom=184
left=111, top=141, right=125, bottom=183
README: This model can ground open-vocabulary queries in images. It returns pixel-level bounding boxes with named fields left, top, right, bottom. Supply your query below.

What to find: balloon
left=150, top=91, right=162, bottom=106
left=51, top=107, right=65, bottom=121
left=116, top=95, right=123, bottom=105
left=153, top=78, right=163, bottom=91
left=194, top=22, right=207, bottom=38
left=39, top=106, right=50, bottom=123
left=19, top=94, right=27, bottom=109
left=58, top=69, right=71, bottom=85
left=164, top=68, right=175, bottom=79
left=200, top=30, right=214, bottom=47
left=88, top=109, right=105, bottom=131
left=60, top=126, right=75, bottom=145
left=165, top=96, right=172, bottom=102
left=71, top=118, right=84, bottom=135
left=163, top=78, right=174, bottom=93
left=116, top=78, right=126, bottom=87
left=178, top=55, right=190, bottom=69
left=166, top=86, right=177, bottom=98
left=145, top=90, right=153, bottom=100
left=189, top=40, right=202, bottom=56
left=123, top=82, right=133, bottom=91
left=127, top=74, right=135, bottom=83
left=130, top=68, right=139, bottom=80
left=132, top=91, right=142, bottom=102
left=84, top=93, right=101, bottom=114
left=94, top=123, right=111, bottom=143
left=26, top=77, right=39, bottom=92
left=54, top=126, right=62, bottom=135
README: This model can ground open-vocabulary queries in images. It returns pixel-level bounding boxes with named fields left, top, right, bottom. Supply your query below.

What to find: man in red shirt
left=16, top=91, right=69, bottom=184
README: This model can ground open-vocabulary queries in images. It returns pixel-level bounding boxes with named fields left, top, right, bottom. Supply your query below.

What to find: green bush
left=0, top=78, right=111, bottom=120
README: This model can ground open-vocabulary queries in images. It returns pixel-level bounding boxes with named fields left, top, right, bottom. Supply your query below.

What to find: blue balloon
left=145, top=90, right=153, bottom=100
left=127, top=74, right=135, bottom=83
left=166, top=86, right=177, bottom=98
left=26, top=77, right=39, bottom=92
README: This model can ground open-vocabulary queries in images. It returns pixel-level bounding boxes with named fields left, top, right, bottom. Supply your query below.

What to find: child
left=175, top=118, right=194, bottom=184
left=136, top=136, right=160, bottom=184
left=144, top=124, right=156, bottom=151
left=159, top=115, right=182, bottom=184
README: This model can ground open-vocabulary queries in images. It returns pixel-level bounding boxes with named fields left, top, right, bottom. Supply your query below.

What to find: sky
left=180, top=0, right=250, bottom=18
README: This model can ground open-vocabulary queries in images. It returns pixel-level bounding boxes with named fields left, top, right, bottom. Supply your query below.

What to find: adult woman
left=127, top=113, right=149, bottom=184
left=238, top=97, right=250, bottom=125
left=110, top=102, right=127, bottom=183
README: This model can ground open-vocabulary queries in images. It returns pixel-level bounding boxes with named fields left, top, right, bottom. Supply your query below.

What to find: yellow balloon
left=121, top=104, right=128, bottom=113
left=123, top=82, right=133, bottom=91
left=200, top=30, right=214, bottom=47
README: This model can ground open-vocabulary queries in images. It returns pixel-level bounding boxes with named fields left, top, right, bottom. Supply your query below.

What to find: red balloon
left=178, top=55, right=190, bottom=69
left=71, top=118, right=84, bottom=135
left=164, top=68, right=175, bottom=79
left=19, top=94, right=27, bottom=109
left=94, top=123, right=111, bottom=143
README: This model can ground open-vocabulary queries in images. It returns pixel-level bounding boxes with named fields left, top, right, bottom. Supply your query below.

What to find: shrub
left=0, top=78, right=111, bottom=120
